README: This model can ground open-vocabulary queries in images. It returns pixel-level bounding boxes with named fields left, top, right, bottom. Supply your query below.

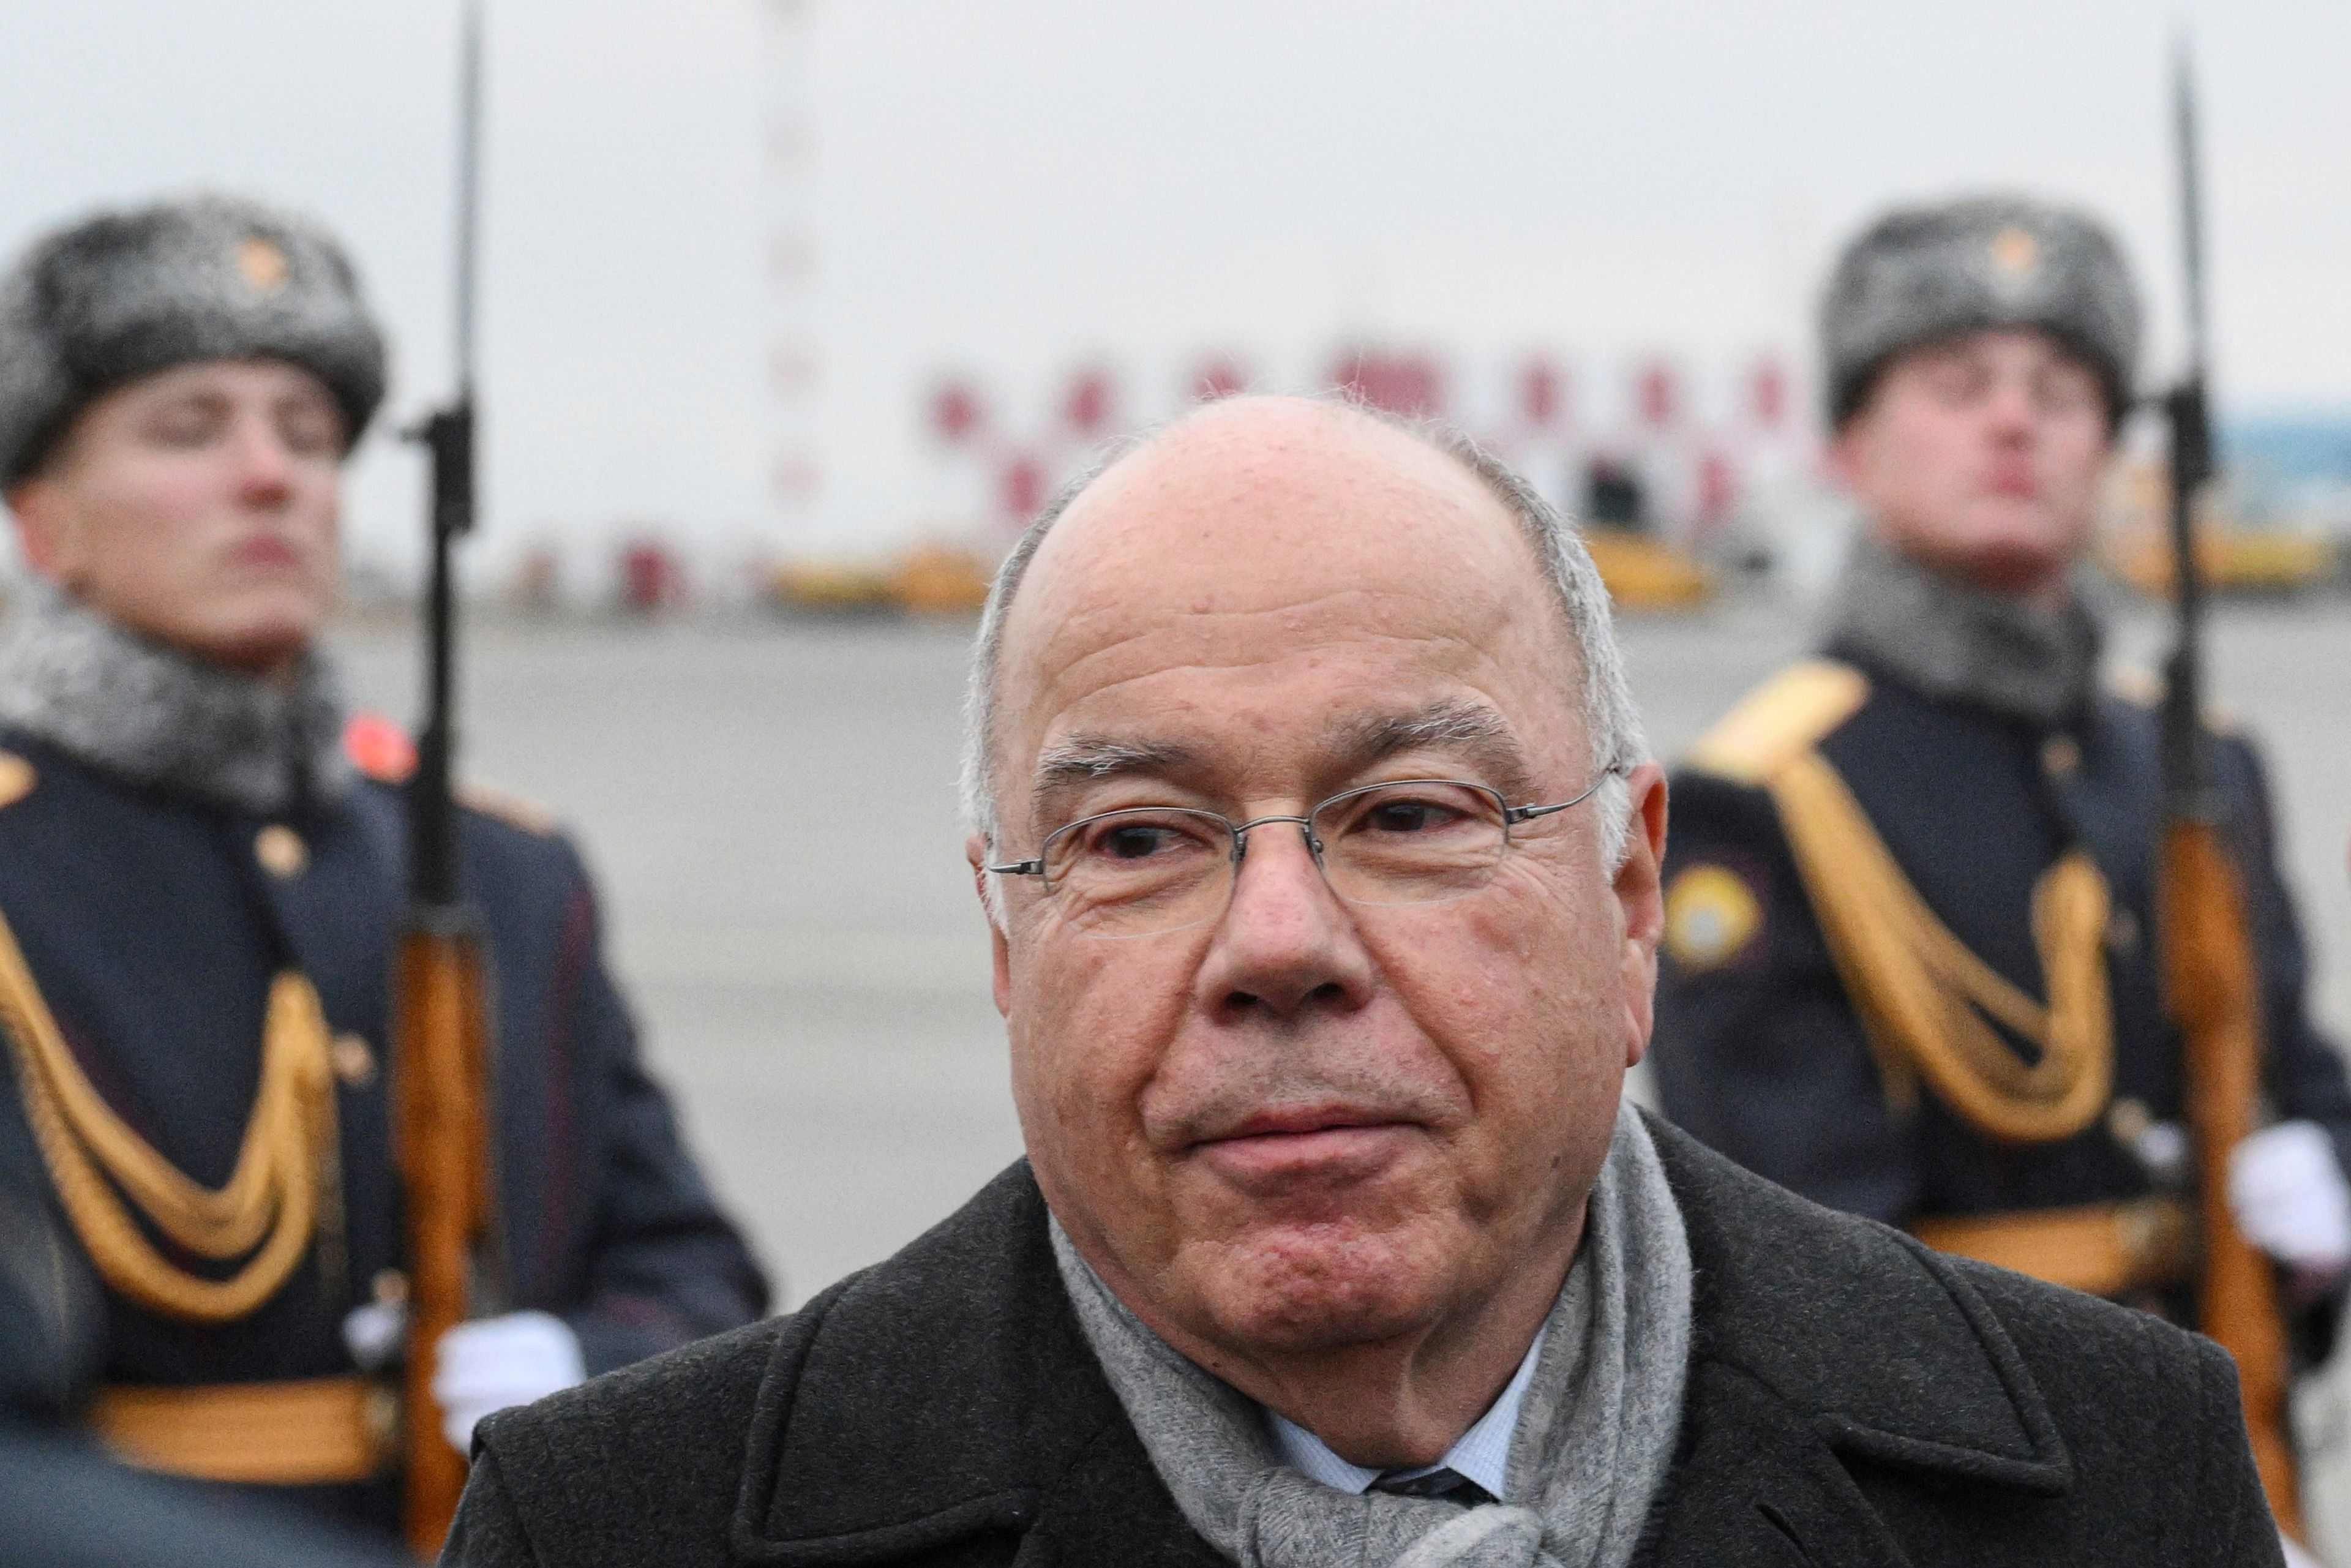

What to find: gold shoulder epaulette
left=457, top=782, right=560, bottom=838
left=1683, top=659, right=1870, bottom=785
left=0, top=750, right=36, bottom=811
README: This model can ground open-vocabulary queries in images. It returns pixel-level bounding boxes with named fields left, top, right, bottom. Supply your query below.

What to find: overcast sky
left=2, top=1, right=2346, bottom=582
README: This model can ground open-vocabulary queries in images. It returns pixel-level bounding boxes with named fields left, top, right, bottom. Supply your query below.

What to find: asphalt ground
left=336, top=591, right=2351, bottom=1308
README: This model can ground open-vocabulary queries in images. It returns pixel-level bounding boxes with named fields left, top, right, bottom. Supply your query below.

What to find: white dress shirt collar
left=1263, top=1321, right=1548, bottom=1502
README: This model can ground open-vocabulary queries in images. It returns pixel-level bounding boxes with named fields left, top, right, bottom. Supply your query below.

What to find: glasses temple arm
left=1504, top=765, right=1628, bottom=825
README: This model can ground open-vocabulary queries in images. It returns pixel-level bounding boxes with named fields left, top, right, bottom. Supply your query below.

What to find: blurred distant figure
left=1651, top=195, right=2351, bottom=1341
left=1581, top=456, right=1646, bottom=532
left=0, top=195, right=766, bottom=1548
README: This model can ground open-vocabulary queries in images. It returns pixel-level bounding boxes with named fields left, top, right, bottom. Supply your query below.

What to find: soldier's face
left=1831, top=328, right=2113, bottom=599
left=973, top=399, right=1666, bottom=1448
left=6, top=358, right=346, bottom=677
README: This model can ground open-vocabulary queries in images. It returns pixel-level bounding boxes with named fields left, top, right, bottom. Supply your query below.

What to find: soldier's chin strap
left=0, top=904, right=340, bottom=1322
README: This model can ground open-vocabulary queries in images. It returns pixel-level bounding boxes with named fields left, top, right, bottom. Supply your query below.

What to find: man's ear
left=967, top=831, right=1013, bottom=1017
left=1613, top=762, right=1669, bottom=1067
left=7, top=480, right=72, bottom=581
left=1822, top=423, right=1864, bottom=495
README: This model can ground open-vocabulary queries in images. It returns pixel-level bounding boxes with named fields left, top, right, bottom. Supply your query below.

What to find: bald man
left=442, top=399, right=2281, bottom=1568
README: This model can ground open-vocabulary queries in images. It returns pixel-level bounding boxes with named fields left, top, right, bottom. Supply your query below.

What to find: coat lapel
left=1643, top=1119, right=2073, bottom=1567
left=1645, top=1364, right=1916, bottom=1567
left=727, top=1163, right=1219, bottom=1567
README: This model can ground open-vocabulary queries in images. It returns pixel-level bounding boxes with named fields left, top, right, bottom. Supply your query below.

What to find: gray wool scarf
left=1052, top=1102, right=1692, bottom=1568
left=0, top=581, right=351, bottom=814
left=1824, top=533, right=2104, bottom=729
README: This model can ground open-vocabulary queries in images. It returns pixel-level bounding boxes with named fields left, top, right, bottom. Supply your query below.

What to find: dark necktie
left=1369, top=1466, right=1498, bottom=1509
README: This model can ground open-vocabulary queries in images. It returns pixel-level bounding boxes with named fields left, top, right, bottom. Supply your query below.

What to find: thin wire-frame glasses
left=985, top=772, right=1621, bottom=937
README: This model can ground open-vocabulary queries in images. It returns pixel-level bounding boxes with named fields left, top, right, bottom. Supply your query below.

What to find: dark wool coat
left=444, top=1118, right=2283, bottom=1567
left=0, top=732, right=768, bottom=1536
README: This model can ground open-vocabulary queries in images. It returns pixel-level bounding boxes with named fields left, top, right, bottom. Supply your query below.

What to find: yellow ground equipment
left=1580, top=528, right=1714, bottom=610
left=2103, top=456, right=2336, bottom=596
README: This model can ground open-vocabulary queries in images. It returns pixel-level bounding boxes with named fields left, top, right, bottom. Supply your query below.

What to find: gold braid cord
left=0, top=907, right=339, bottom=1322
left=1769, top=750, right=2115, bottom=1144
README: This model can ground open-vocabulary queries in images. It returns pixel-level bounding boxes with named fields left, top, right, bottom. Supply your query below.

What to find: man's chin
left=1182, top=1223, right=1455, bottom=1356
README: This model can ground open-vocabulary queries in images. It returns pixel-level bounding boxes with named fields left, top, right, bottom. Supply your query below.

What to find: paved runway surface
left=338, top=592, right=2351, bottom=1308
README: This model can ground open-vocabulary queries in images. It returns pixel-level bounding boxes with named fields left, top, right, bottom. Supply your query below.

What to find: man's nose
left=1193, top=823, right=1376, bottom=1022
left=229, top=419, right=298, bottom=503
left=1984, top=376, right=2039, bottom=438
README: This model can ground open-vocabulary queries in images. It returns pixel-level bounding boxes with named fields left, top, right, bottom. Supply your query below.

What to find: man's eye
left=279, top=410, right=344, bottom=457
left=146, top=408, right=223, bottom=447
left=1365, top=799, right=1461, bottom=834
left=2033, top=373, right=2101, bottom=418
left=1101, top=825, right=1177, bottom=859
left=1074, top=815, right=1214, bottom=863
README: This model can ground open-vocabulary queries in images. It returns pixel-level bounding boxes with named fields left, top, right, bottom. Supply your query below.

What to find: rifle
left=2157, top=42, right=2301, bottom=1540
left=394, top=0, right=506, bottom=1554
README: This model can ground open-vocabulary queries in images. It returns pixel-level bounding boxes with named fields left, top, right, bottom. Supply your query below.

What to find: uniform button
left=255, top=824, right=309, bottom=879
left=2105, top=907, right=2141, bottom=956
left=2042, top=733, right=2082, bottom=780
left=331, top=1033, right=377, bottom=1087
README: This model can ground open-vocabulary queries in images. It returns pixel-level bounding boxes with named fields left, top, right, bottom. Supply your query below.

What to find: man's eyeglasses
left=985, top=772, right=1623, bottom=937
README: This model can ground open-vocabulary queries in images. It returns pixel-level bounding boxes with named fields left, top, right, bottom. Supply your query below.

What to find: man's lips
left=228, top=536, right=303, bottom=571
left=1188, top=1107, right=1422, bottom=1190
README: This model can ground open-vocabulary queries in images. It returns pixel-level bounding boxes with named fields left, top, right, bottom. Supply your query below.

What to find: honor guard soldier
left=0, top=196, right=768, bottom=1543
left=1651, top=195, right=2351, bottom=1324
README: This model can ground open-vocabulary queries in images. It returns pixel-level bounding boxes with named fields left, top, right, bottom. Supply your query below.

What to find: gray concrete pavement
left=335, top=591, right=2351, bottom=1310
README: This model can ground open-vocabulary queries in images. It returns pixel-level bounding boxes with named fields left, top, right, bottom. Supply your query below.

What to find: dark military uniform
left=1652, top=642, right=2351, bottom=1267
left=1649, top=190, right=2351, bottom=1320
left=0, top=192, right=768, bottom=1542
left=0, top=721, right=768, bottom=1533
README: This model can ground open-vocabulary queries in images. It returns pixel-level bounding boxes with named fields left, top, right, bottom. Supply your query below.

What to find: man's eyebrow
left=1334, top=700, right=1538, bottom=797
left=1024, top=702, right=1540, bottom=828
left=1030, top=737, right=1198, bottom=817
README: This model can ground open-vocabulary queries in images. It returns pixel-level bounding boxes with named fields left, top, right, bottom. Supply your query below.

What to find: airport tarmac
left=336, top=589, right=2351, bottom=1308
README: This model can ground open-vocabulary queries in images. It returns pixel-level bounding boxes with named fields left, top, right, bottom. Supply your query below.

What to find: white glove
left=2229, top=1120, right=2351, bottom=1276
left=432, top=1310, right=586, bottom=1452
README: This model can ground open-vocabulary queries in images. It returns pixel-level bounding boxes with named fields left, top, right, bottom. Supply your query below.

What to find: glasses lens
left=1313, top=781, right=1507, bottom=906
left=1043, top=808, right=1234, bottom=934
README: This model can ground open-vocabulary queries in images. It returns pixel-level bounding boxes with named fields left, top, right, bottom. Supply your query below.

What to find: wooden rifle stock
left=393, top=921, right=497, bottom=1555
left=2161, top=819, right=2302, bottom=1536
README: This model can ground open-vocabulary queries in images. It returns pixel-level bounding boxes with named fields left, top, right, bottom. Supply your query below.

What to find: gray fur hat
left=1819, top=193, right=2141, bottom=427
left=0, top=194, right=386, bottom=484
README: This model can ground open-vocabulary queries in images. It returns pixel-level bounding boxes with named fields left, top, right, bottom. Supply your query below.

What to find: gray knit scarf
left=0, top=581, right=350, bottom=814
left=1825, top=533, right=2104, bottom=728
left=1052, top=1102, right=1691, bottom=1568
